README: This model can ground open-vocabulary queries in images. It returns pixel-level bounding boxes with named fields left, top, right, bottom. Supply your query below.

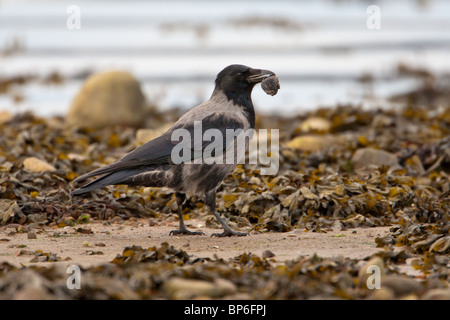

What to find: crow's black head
left=212, top=65, right=275, bottom=127
left=214, top=64, right=275, bottom=99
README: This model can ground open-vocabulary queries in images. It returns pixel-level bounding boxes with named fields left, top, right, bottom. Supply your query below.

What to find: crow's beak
left=247, top=69, right=276, bottom=83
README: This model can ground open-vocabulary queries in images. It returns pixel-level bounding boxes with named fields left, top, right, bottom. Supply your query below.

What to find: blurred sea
left=1, top=0, right=450, bottom=117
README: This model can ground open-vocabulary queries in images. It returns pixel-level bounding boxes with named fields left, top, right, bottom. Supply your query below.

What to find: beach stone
left=286, top=135, right=344, bottom=152
left=358, top=256, right=385, bottom=288
left=261, top=75, right=280, bottom=96
left=163, top=277, right=236, bottom=299
left=66, top=70, right=146, bottom=129
left=351, top=148, right=399, bottom=170
left=13, top=286, right=52, bottom=300
left=422, top=289, right=450, bottom=300
left=0, top=111, right=13, bottom=124
left=382, top=275, right=422, bottom=297
left=298, top=117, right=331, bottom=133
left=262, top=250, right=275, bottom=258
left=8, top=269, right=53, bottom=300
left=27, top=231, right=37, bottom=239
left=368, top=287, right=395, bottom=300
left=23, top=157, right=56, bottom=173
left=110, top=216, right=124, bottom=224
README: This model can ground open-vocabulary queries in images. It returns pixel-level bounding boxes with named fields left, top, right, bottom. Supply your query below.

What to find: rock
left=351, top=148, right=400, bottom=171
left=261, top=76, right=280, bottom=96
left=27, top=232, right=37, bottom=239
left=370, top=114, right=394, bottom=128
left=360, top=259, right=422, bottom=297
left=298, top=117, right=331, bottom=133
left=163, top=277, right=236, bottom=299
left=13, top=286, right=52, bottom=300
left=7, top=269, right=53, bottom=300
left=79, top=274, right=140, bottom=299
left=58, top=216, right=75, bottom=227
left=82, top=241, right=92, bottom=247
left=0, top=110, right=13, bottom=124
left=286, top=135, right=344, bottom=152
left=23, top=157, right=56, bottom=173
left=422, top=289, right=450, bottom=300
left=368, top=287, right=395, bottom=300
left=382, top=275, right=422, bottom=297
left=110, top=216, right=124, bottom=224
left=66, top=70, right=146, bottom=129
left=358, top=256, right=385, bottom=288
left=262, top=250, right=275, bottom=258
left=67, top=153, right=87, bottom=162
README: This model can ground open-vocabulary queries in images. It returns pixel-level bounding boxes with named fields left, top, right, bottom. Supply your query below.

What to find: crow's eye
left=236, top=73, right=244, bottom=80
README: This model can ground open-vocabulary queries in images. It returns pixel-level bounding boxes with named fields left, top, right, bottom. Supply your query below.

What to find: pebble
left=261, top=75, right=280, bottom=96
left=27, top=232, right=37, bottom=239
left=422, top=288, right=450, bottom=300
left=163, top=277, right=237, bottom=299
left=351, top=148, right=400, bottom=171
left=382, top=275, right=422, bottom=296
left=358, top=256, right=385, bottom=288
left=82, top=241, right=92, bottom=247
left=13, top=287, right=52, bottom=300
left=262, top=250, right=275, bottom=258
left=110, top=216, right=124, bottom=224
left=286, top=135, right=345, bottom=152
left=298, top=117, right=331, bottom=133
left=0, top=111, right=13, bottom=124
left=22, top=157, right=56, bottom=173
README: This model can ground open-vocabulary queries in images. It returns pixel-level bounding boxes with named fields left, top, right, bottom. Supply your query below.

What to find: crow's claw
left=169, top=229, right=205, bottom=236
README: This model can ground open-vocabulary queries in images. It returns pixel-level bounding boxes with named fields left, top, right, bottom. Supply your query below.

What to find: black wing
left=72, top=133, right=174, bottom=184
left=73, top=113, right=244, bottom=184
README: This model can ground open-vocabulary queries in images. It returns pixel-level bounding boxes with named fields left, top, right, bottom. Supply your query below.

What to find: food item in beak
left=261, top=75, right=280, bottom=96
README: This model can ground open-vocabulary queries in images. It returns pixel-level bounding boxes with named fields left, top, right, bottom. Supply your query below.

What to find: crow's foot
left=211, top=229, right=248, bottom=237
left=169, top=228, right=205, bottom=236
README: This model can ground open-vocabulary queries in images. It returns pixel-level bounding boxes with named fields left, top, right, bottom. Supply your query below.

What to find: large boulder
left=66, top=70, right=146, bottom=129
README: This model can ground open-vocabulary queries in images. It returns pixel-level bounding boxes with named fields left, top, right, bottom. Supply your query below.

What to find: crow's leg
left=169, top=192, right=204, bottom=236
left=205, top=190, right=248, bottom=237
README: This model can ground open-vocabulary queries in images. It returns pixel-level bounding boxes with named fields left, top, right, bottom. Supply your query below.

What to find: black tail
left=71, top=168, right=145, bottom=196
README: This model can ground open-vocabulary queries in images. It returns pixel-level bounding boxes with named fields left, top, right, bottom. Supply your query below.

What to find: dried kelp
left=0, top=242, right=448, bottom=300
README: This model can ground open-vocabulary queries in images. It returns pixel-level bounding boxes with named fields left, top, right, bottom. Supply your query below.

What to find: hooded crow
left=71, top=64, right=277, bottom=237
